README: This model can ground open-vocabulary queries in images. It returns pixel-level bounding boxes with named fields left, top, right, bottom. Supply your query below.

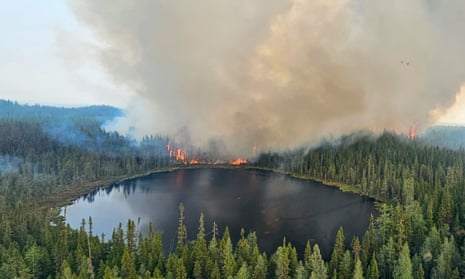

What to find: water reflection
left=64, top=168, right=376, bottom=258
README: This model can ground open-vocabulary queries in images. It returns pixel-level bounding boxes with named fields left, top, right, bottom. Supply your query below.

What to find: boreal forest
left=2, top=99, right=465, bottom=279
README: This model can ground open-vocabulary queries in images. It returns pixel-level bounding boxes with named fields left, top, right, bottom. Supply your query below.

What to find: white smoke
left=68, top=0, right=465, bottom=155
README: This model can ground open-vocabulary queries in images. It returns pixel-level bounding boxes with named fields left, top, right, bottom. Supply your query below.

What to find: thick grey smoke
left=69, top=0, right=465, bottom=155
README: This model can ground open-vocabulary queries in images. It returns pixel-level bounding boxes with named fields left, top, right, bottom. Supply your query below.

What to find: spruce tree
left=121, top=248, right=137, bottom=279
left=393, top=243, right=413, bottom=279
left=310, top=244, right=327, bottom=279
left=330, top=227, right=345, bottom=278
left=176, top=203, right=187, bottom=256
left=367, top=253, right=379, bottom=279
left=353, top=258, right=364, bottom=279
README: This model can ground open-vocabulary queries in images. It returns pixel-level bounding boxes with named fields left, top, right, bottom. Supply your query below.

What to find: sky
left=1, top=1, right=465, bottom=154
left=0, top=0, right=133, bottom=107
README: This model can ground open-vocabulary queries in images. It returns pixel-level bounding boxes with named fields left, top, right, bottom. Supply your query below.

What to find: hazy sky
left=2, top=1, right=465, bottom=153
left=0, top=0, right=133, bottom=107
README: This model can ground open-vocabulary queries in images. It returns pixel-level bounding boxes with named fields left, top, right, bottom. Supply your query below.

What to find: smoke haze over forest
left=68, top=0, right=465, bottom=155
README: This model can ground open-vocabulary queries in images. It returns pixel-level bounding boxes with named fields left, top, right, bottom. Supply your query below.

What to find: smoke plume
left=69, top=0, right=465, bottom=155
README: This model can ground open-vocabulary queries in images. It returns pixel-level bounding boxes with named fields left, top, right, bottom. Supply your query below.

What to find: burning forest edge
left=4, top=101, right=465, bottom=278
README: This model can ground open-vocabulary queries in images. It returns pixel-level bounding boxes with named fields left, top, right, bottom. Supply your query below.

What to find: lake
left=63, top=168, right=376, bottom=257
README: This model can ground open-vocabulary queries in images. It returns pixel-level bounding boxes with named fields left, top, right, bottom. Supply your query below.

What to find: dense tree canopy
left=2, top=102, right=465, bottom=278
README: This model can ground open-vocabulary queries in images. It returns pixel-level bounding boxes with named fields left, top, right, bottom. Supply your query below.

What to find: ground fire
left=230, top=158, right=248, bottom=165
left=167, top=142, right=248, bottom=165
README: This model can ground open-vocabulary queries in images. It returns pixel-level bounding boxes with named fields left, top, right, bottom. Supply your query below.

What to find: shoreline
left=40, top=164, right=381, bottom=209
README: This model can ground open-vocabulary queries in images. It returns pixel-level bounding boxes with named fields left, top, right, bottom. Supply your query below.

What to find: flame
left=175, top=148, right=186, bottom=161
left=409, top=123, right=418, bottom=140
left=230, top=158, right=248, bottom=165
left=167, top=142, right=188, bottom=164
left=189, top=159, right=200, bottom=165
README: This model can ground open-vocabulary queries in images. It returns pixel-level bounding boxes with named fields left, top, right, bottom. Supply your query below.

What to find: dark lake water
left=63, top=168, right=376, bottom=257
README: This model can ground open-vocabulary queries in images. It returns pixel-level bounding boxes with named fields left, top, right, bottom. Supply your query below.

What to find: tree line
left=1, top=112, right=465, bottom=277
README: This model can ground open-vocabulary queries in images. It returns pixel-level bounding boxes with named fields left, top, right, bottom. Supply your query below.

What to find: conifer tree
left=274, top=244, right=290, bottom=279
left=192, top=213, right=208, bottom=278
left=330, top=227, right=345, bottom=278
left=252, top=254, right=268, bottom=279
left=367, top=253, right=379, bottom=279
left=236, top=263, right=249, bottom=279
left=304, top=240, right=312, bottom=274
left=121, top=248, right=137, bottom=279
left=393, top=243, right=413, bottom=279
left=353, top=258, right=364, bottom=279
left=310, top=244, right=327, bottom=279
left=103, top=265, right=113, bottom=279
left=339, top=250, right=353, bottom=279
left=222, top=235, right=236, bottom=278
left=176, top=203, right=187, bottom=256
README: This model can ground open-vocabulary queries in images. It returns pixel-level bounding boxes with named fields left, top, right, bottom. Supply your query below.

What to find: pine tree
left=274, top=245, right=290, bottom=279
left=402, top=171, right=414, bottom=207
left=175, top=257, right=187, bottom=279
left=378, top=237, right=395, bottom=279
left=206, top=259, right=221, bottom=279
left=193, top=260, right=202, bottom=279
left=121, top=248, right=137, bottom=279
left=304, top=240, right=312, bottom=274
left=236, top=263, right=249, bottom=279
left=414, top=263, right=424, bottom=279
left=393, top=243, right=413, bottom=279
left=362, top=215, right=376, bottom=267
left=431, top=236, right=458, bottom=279
left=222, top=235, right=236, bottom=278
left=103, top=265, right=113, bottom=279
left=59, top=260, right=74, bottom=279
left=176, top=203, right=187, bottom=256
left=236, top=228, right=251, bottom=267
left=367, top=253, right=379, bottom=279
left=252, top=254, right=268, bottom=279
left=126, top=219, right=136, bottom=254
left=339, top=250, right=353, bottom=279
left=351, top=237, right=361, bottom=261
left=192, top=212, right=208, bottom=278
left=438, top=187, right=453, bottom=225
left=152, top=232, right=165, bottom=273
left=310, top=244, right=327, bottom=279
left=353, top=258, right=364, bottom=279
left=330, top=227, right=345, bottom=278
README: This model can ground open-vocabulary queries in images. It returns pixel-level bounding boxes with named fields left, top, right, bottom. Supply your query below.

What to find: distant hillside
left=0, top=99, right=127, bottom=150
left=0, top=99, right=122, bottom=124
left=420, top=125, right=465, bottom=150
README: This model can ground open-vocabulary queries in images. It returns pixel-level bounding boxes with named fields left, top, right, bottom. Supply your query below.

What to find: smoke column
left=68, top=0, right=465, bottom=155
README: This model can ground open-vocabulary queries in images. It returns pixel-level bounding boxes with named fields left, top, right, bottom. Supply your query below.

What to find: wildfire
left=168, top=141, right=249, bottom=166
left=167, top=143, right=188, bottom=164
left=409, top=123, right=418, bottom=140
left=230, top=158, right=248, bottom=166
left=175, top=148, right=186, bottom=161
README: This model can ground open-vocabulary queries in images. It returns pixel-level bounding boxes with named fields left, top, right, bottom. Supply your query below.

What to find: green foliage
left=393, top=243, right=413, bottom=279
left=330, top=227, right=345, bottom=278
left=5, top=119, right=465, bottom=279
left=310, top=244, right=327, bottom=279
left=353, top=257, right=364, bottom=279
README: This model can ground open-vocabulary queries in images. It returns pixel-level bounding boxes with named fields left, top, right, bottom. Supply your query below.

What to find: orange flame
left=409, top=123, right=418, bottom=140
left=167, top=142, right=188, bottom=164
left=189, top=159, right=200, bottom=165
left=175, top=148, right=186, bottom=162
left=230, top=158, right=248, bottom=165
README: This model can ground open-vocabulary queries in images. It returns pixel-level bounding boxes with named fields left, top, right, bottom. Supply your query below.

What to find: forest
left=1, top=101, right=465, bottom=278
